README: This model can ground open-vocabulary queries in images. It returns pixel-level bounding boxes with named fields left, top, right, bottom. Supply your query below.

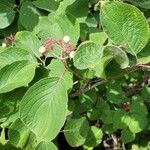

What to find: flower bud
left=2, top=43, right=7, bottom=48
left=63, top=35, right=70, bottom=43
left=39, top=46, right=46, bottom=54
left=69, top=51, right=75, bottom=58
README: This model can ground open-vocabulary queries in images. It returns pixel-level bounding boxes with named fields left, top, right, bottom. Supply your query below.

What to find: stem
left=138, top=64, right=150, bottom=69
left=70, top=66, right=139, bottom=98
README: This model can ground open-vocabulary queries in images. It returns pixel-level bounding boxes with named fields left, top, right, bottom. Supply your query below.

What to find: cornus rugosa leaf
left=125, top=0, right=150, bottom=9
left=35, top=141, right=58, bottom=150
left=15, top=31, right=41, bottom=58
left=0, top=60, right=37, bottom=94
left=73, top=41, right=103, bottom=70
left=9, top=119, right=36, bottom=149
left=64, top=117, right=90, bottom=147
left=47, top=59, right=73, bottom=91
left=20, top=77, right=68, bottom=141
left=19, top=1, right=41, bottom=31
left=0, top=0, right=16, bottom=29
left=33, top=0, right=59, bottom=12
left=0, top=47, right=35, bottom=70
left=101, top=2, right=149, bottom=55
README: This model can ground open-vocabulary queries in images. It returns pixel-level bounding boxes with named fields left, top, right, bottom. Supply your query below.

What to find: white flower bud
left=39, top=46, right=46, bottom=54
left=63, top=35, right=70, bottom=43
left=2, top=43, right=7, bottom=48
left=69, top=51, right=75, bottom=58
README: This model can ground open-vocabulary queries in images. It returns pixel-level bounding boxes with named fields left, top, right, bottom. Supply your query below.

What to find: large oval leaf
left=0, top=47, right=35, bottom=70
left=101, top=2, right=149, bottom=55
left=0, top=0, right=15, bottom=29
left=0, top=61, right=37, bottom=94
left=73, top=41, right=103, bottom=70
left=20, top=77, right=68, bottom=140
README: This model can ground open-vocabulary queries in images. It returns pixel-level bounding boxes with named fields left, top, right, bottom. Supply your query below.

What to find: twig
left=70, top=66, right=139, bottom=98
left=138, top=64, right=150, bottom=69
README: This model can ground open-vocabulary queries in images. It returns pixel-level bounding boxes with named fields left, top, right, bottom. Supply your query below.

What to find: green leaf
left=20, top=77, right=68, bottom=141
left=35, top=141, right=57, bottom=150
left=57, top=0, right=88, bottom=22
left=121, top=128, right=135, bottom=144
left=19, top=1, right=41, bottom=31
left=33, top=0, right=59, bottom=12
left=48, top=13, right=80, bottom=44
left=84, top=126, right=103, bottom=147
left=89, top=28, right=107, bottom=45
left=32, top=16, right=52, bottom=35
left=0, top=87, right=26, bottom=127
left=73, top=41, right=103, bottom=70
left=128, top=114, right=148, bottom=133
left=130, top=98, right=148, bottom=115
left=0, top=0, right=15, bottom=29
left=137, top=41, right=150, bottom=64
left=0, top=142, right=18, bottom=150
left=0, top=47, right=35, bottom=70
left=64, top=117, right=90, bottom=147
left=104, top=46, right=129, bottom=69
left=101, top=2, right=149, bottom=55
left=15, top=31, right=41, bottom=58
left=0, top=61, right=37, bottom=94
left=106, top=81, right=127, bottom=104
left=125, top=0, right=150, bottom=9
left=113, top=109, right=131, bottom=129
left=47, top=59, right=73, bottom=91
left=141, top=86, right=150, bottom=101
left=8, top=119, right=36, bottom=149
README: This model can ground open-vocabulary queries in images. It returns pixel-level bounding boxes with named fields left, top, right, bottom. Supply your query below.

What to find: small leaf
left=73, top=41, right=103, bottom=70
left=0, top=61, right=37, bottom=94
left=35, top=141, right=58, bottom=150
left=106, top=81, right=127, bottom=104
left=113, top=109, right=131, bottom=129
left=104, top=46, right=129, bottom=69
left=20, top=77, right=68, bottom=141
left=48, top=13, right=80, bottom=44
left=121, top=128, right=135, bottom=144
left=19, top=1, right=41, bottom=31
left=47, top=59, right=73, bottom=91
left=33, top=0, right=59, bottom=12
left=15, top=31, right=41, bottom=58
left=84, top=126, right=103, bottom=147
left=64, top=117, right=90, bottom=147
left=137, top=42, right=150, bottom=64
left=128, top=114, right=148, bottom=133
left=57, top=0, right=88, bottom=22
left=125, top=0, right=150, bottom=9
left=9, top=119, right=36, bottom=149
left=101, top=2, right=149, bottom=55
left=0, top=0, right=15, bottom=29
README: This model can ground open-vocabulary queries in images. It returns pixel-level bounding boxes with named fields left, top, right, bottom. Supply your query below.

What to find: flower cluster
left=122, top=102, right=130, bottom=112
left=2, top=34, right=15, bottom=47
left=39, top=36, right=75, bottom=59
